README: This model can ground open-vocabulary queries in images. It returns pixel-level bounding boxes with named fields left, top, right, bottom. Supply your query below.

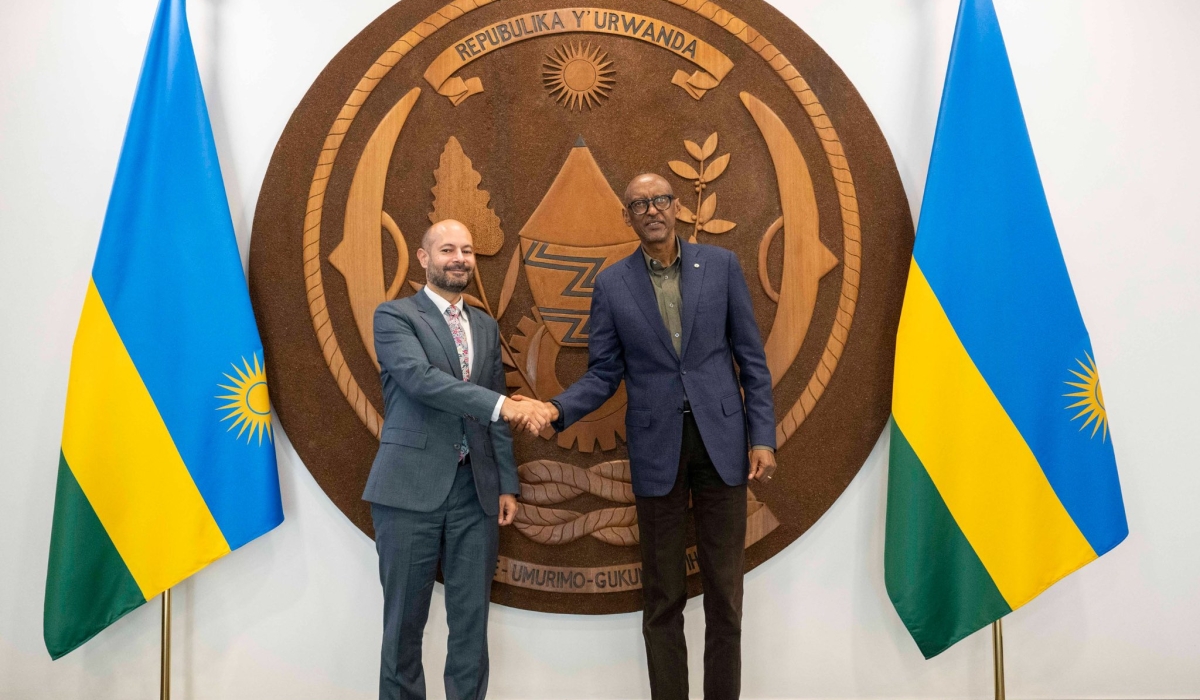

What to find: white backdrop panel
left=1, top=1, right=1197, bottom=698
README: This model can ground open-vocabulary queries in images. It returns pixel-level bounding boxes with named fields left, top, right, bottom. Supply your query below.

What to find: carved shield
left=249, top=0, right=914, bottom=613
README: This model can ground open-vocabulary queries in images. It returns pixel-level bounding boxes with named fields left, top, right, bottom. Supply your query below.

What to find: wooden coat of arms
left=249, top=0, right=913, bottom=613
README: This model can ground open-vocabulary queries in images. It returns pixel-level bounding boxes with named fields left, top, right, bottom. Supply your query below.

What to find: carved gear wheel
left=504, top=313, right=628, bottom=452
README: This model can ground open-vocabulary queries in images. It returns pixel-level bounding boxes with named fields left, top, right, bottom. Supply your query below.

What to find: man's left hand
left=498, top=494, right=519, bottom=526
left=749, top=448, right=776, bottom=483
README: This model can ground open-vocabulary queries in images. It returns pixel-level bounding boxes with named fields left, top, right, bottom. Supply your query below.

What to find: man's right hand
left=501, top=396, right=556, bottom=435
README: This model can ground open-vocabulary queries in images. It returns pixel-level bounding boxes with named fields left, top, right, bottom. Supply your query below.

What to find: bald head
left=623, top=173, right=674, bottom=205
left=422, top=219, right=472, bottom=252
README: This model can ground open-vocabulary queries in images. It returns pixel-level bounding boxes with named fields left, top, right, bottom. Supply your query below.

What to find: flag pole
left=991, top=620, right=1005, bottom=700
left=160, top=588, right=172, bottom=700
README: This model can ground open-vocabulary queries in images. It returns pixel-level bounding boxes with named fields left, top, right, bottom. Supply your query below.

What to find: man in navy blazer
left=524, top=174, right=776, bottom=700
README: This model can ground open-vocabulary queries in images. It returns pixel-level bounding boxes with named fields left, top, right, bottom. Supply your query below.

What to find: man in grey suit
left=363, top=219, right=553, bottom=700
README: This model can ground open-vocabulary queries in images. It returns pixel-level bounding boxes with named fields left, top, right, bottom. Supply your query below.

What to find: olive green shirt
left=642, top=245, right=683, bottom=356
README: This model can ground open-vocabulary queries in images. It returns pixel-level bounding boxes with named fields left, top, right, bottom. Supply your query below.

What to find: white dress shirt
left=423, top=285, right=506, bottom=423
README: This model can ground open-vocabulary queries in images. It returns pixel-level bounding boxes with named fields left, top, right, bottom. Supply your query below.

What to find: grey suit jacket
left=361, top=290, right=519, bottom=516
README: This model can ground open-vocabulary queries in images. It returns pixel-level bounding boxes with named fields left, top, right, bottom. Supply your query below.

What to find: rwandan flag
left=44, top=0, right=283, bottom=659
left=885, top=0, right=1127, bottom=659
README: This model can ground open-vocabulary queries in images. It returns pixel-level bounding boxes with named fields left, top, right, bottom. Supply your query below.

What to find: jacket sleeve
left=374, top=302, right=501, bottom=421
left=485, top=319, right=520, bottom=495
left=551, top=275, right=625, bottom=431
left=726, top=253, right=777, bottom=449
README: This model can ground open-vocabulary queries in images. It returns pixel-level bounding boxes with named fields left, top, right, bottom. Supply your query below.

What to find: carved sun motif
left=542, top=43, right=615, bottom=111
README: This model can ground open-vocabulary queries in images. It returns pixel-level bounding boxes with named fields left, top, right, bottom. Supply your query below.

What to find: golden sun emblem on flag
left=217, top=354, right=274, bottom=444
left=542, top=42, right=615, bottom=111
left=1064, top=352, right=1108, bottom=441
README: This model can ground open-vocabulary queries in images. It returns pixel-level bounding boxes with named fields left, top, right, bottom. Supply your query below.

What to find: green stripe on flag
left=885, top=421, right=1011, bottom=658
left=44, top=452, right=146, bottom=659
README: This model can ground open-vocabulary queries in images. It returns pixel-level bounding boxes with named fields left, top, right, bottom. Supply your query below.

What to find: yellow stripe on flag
left=892, top=263, right=1096, bottom=608
left=61, top=280, right=230, bottom=598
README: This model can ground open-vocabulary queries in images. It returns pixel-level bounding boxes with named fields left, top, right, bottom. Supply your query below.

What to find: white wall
left=2, top=1, right=1198, bottom=698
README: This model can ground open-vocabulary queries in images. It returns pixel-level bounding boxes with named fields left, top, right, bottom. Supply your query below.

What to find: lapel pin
left=694, top=263, right=700, bottom=268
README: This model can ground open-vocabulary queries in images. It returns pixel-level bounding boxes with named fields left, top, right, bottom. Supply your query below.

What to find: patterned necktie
left=444, top=304, right=470, bottom=461
left=445, top=305, right=470, bottom=381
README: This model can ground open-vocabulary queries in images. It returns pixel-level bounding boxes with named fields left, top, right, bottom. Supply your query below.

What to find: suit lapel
left=414, top=289, right=464, bottom=380
left=621, top=250, right=680, bottom=361
left=464, top=303, right=489, bottom=385
left=679, top=239, right=705, bottom=360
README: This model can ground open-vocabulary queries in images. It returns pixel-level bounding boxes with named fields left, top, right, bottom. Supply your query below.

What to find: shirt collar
left=641, top=237, right=682, bottom=272
left=423, top=284, right=465, bottom=317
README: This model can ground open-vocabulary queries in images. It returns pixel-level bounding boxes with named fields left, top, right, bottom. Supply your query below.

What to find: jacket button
left=453, top=443, right=460, bottom=450
left=681, top=370, right=687, bottom=375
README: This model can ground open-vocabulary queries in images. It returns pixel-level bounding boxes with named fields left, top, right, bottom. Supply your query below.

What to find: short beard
left=429, top=264, right=471, bottom=293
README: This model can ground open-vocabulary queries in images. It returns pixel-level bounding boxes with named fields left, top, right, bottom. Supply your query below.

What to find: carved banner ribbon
left=424, top=8, right=734, bottom=104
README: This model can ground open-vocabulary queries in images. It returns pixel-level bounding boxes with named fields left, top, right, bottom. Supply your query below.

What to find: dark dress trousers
left=364, top=290, right=518, bottom=700
left=552, top=239, right=775, bottom=700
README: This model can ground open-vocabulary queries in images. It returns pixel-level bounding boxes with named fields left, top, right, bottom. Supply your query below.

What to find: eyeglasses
left=627, top=194, right=675, bottom=216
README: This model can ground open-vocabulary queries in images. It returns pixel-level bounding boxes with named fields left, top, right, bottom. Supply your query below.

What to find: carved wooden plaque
left=249, top=0, right=913, bottom=614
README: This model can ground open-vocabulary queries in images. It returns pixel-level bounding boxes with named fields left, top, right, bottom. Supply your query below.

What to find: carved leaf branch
left=669, top=132, right=736, bottom=242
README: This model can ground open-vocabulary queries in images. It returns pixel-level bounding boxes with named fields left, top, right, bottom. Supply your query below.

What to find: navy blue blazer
left=553, top=239, right=775, bottom=497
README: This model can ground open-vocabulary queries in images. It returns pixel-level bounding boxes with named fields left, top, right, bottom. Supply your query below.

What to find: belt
left=681, top=400, right=692, bottom=414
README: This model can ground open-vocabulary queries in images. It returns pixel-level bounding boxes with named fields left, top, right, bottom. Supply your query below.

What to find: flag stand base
left=992, top=619, right=1005, bottom=700
left=160, top=588, right=171, bottom=700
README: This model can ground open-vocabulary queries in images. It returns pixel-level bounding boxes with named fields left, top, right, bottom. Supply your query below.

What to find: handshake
left=499, top=394, right=559, bottom=435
